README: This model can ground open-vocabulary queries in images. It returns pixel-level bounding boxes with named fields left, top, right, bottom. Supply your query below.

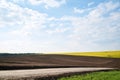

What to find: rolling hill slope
left=0, top=54, right=120, bottom=70
left=52, top=51, right=120, bottom=58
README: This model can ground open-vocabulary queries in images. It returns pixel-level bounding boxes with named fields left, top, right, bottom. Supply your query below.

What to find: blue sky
left=0, top=0, right=120, bottom=53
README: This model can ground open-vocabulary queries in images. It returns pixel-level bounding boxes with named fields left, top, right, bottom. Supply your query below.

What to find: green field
left=52, top=51, right=120, bottom=58
left=58, top=70, right=120, bottom=80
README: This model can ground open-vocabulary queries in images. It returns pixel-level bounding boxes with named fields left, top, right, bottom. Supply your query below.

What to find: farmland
left=0, top=51, right=120, bottom=70
left=53, top=51, right=120, bottom=58
left=0, top=51, right=119, bottom=80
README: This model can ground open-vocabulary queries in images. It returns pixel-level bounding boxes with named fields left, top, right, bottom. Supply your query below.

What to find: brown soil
left=0, top=54, right=120, bottom=70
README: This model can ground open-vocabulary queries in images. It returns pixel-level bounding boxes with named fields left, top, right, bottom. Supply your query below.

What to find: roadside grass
left=52, top=51, right=120, bottom=58
left=58, top=70, right=120, bottom=80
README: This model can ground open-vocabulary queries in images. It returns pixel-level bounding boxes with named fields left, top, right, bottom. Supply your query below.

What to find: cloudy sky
left=0, top=0, right=120, bottom=53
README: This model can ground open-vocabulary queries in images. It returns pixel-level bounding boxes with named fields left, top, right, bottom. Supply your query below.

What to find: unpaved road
left=0, top=68, right=114, bottom=80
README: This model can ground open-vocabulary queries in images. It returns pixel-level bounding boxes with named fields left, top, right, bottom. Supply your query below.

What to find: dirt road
left=0, top=67, right=114, bottom=80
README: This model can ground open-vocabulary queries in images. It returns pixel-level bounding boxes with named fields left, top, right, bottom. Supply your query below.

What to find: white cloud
left=88, top=2, right=94, bottom=6
left=74, top=7, right=92, bottom=14
left=11, top=0, right=25, bottom=3
left=105, top=1, right=120, bottom=12
left=0, top=0, right=69, bottom=53
left=0, top=0, right=47, bottom=37
left=74, top=1, right=120, bottom=39
left=63, top=1, right=120, bottom=51
left=29, top=0, right=43, bottom=5
left=74, top=8, right=85, bottom=14
left=0, top=0, right=119, bottom=52
left=29, top=0, right=66, bottom=9
left=46, top=26, right=69, bottom=34
left=88, top=1, right=120, bottom=18
left=0, top=0, right=50, bottom=52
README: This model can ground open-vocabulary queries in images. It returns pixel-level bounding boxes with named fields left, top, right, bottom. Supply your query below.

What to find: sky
left=0, top=0, right=120, bottom=53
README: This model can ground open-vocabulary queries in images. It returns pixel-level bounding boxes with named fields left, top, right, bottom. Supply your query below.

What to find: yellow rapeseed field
left=51, top=51, right=120, bottom=58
